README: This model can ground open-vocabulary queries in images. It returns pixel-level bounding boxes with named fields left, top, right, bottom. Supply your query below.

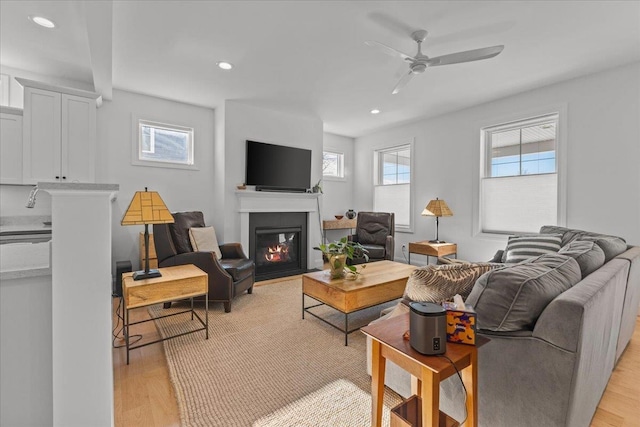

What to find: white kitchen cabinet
left=18, top=78, right=100, bottom=184
left=0, top=107, right=23, bottom=184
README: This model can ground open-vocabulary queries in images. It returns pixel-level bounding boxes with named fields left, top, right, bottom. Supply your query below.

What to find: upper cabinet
left=18, top=78, right=100, bottom=185
left=0, top=107, right=24, bottom=185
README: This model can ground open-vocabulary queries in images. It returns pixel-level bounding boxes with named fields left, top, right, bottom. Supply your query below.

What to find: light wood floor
left=113, top=282, right=640, bottom=427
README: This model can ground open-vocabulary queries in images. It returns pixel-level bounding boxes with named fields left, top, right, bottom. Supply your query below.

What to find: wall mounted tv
left=245, top=140, right=312, bottom=192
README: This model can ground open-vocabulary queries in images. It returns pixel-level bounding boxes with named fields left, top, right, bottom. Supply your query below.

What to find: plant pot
left=329, top=254, right=347, bottom=279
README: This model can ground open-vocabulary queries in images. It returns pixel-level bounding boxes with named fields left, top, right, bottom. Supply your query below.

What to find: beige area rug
left=149, top=278, right=403, bottom=427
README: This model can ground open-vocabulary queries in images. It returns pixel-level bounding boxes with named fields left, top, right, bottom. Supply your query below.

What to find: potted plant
left=315, top=237, right=369, bottom=279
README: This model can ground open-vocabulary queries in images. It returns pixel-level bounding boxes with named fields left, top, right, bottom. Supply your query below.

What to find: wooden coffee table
left=302, top=260, right=416, bottom=345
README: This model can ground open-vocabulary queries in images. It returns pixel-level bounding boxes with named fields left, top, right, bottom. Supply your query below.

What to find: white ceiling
left=1, top=1, right=639, bottom=137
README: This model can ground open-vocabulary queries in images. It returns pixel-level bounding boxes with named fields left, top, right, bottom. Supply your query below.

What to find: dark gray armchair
left=153, top=211, right=254, bottom=312
left=348, top=212, right=395, bottom=264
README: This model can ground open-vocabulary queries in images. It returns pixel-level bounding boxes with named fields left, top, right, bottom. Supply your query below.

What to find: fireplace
left=249, top=212, right=307, bottom=281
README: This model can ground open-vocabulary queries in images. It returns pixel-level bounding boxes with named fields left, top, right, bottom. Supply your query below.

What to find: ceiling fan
left=365, top=30, right=504, bottom=94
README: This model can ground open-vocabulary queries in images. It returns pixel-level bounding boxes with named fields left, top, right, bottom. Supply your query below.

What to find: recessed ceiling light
left=29, top=15, right=56, bottom=29
left=370, top=109, right=381, bottom=115
left=217, top=61, right=233, bottom=70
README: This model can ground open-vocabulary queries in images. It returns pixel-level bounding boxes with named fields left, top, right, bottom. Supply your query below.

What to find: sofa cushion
left=403, top=263, right=499, bottom=303
left=360, top=244, right=385, bottom=259
left=502, top=234, right=562, bottom=263
left=467, top=253, right=581, bottom=331
left=579, top=235, right=627, bottom=263
left=219, top=258, right=254, bottom=282
left=189, top=226, right=222, bottom=259
left=558, top=240, right=605, bottom=278
left=169, top=211, right=205, bottom=254
left=539, top=225, right=627, bottom=262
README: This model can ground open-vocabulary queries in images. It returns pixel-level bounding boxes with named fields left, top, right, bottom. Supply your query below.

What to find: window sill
left=322, top=175, right=346, bottom=182
left=131, top=159, right=199, bottom=171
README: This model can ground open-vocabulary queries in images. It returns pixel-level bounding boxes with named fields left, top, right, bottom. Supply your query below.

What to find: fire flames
left=265, top=244, right=289, bottom=262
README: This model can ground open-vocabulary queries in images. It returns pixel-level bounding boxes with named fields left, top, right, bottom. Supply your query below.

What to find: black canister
left=409, top=302, right=447, bottom=355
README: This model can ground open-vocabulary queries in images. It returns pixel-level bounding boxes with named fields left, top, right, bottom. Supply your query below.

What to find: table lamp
left=121, top=188, right=174, bottom=280
left=421, top=198, right=453, bottom=243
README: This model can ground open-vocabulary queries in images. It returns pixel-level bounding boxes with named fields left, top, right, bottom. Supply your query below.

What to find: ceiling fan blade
left=365, top=40, right=416, bottom=61
left=427, top=45, right=504, bottom=66
left=392, top=71, right=414, bottom=95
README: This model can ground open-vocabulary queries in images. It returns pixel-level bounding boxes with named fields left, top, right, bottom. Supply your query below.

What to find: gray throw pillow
left=502, top=234, right=562, bottom=263
left=558, top=240, right=605, bottom=278
left=578, top=235, right=627, bottom=263
left=467, top=253, right=581, bottom=332
left=404, top=263, right=499, bottom=303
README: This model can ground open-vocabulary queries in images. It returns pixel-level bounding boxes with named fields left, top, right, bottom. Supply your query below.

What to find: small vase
left=346, top=209, right=356, bottom=219
left=329, top=254, right=347, bottom=279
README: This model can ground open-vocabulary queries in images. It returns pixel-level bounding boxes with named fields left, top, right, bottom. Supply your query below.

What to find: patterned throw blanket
left=403, top=262, right=501, bottom=303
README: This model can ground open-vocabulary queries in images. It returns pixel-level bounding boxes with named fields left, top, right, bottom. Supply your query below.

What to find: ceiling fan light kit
left=366, top=29, right=504, bottom=94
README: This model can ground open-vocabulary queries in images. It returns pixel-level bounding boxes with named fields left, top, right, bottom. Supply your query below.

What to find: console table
left=322, top=218, right=357, bottom=243
left=122, top=264, right=208, bottom=364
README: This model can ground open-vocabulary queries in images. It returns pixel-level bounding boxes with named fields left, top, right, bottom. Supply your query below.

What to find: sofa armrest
left=219, top=243, right=247, bottom=259
left=488, top=249, right=504, bottom=263
left=385, top=235, right=395, bottom=260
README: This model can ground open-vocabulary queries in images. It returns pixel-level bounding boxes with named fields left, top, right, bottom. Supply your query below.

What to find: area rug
left=149, top=278, right=402, bottom=427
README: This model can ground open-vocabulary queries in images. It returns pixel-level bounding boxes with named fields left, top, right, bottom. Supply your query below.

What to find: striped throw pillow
left=504, top=234, right=562, bottom=263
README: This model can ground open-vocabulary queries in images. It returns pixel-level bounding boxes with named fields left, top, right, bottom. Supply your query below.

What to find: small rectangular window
left=481, top=113, right=559, bottom=234
left=322, top=150, right=344, bottom=178
left=136, top=119, right=194, bottom=167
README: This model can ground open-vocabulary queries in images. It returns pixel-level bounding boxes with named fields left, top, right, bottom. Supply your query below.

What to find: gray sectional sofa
left=367, top=226, right=640, bottom=427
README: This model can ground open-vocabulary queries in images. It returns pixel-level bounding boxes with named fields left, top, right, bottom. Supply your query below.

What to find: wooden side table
left=362, top=313, right=488, bottom=427
left=408, top=241, right=457, bottom=265
left=122, top=264, right=209, bottom=364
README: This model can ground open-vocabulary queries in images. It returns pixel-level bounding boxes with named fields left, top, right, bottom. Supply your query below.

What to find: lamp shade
left=421, top=198, right=453, bottom=218
left=121, top=190, right=174, bottom=225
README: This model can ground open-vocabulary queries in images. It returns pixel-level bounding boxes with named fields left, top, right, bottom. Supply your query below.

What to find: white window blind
left=374, top=183, right=410, bottom=227
left=480, top=113, right=559, bottom=234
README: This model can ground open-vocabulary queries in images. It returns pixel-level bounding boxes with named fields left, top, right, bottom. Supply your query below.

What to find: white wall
left=322, top=132, right=356, bottom=242
left=223, top=101, right=324, bottom=268
left=355, top=62, right=640, bottom=264
left=96, top=89, right=216, bottom=271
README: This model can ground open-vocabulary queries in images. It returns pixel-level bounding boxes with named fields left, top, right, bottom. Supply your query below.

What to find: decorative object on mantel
left=237, top=183, right=246, bottom=190
left=121, top=187, right=174, bottom=280
left=315, top=237, right=369, bottom=279
left=422, top=198, right=453, bottom=244
left=312, top=179, right=323, bottom=194
left=346, top=209, right=356, bottom=219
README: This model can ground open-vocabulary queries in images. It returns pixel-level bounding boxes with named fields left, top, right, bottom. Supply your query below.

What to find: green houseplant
left=315, top=237, right=369, bottom=279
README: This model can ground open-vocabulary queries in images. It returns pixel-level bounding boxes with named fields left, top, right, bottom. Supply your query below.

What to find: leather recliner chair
left=348, top=212, right=395, bottom=264
left=153, top=211, right=255, bottom=313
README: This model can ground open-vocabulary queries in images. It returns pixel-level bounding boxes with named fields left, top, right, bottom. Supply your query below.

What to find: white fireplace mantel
left=235, top=190, right=323, bottom=271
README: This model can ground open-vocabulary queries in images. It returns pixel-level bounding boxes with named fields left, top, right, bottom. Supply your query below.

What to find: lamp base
left=132, top=269, right=162, bottom=281
left=428, top=239, right=447, bottom=244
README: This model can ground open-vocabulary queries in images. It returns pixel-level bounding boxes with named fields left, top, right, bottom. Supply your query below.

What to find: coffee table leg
left=191, top=297, right=194, bottom=320
left=301, top=293, right=305, bottom=319
left=205, top=293, right=209, bottom=340
left=344, top=312, right=348, bottom=346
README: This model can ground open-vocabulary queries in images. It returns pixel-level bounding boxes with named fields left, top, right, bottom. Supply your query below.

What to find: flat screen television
left=245, top=140, right=312, bottom=192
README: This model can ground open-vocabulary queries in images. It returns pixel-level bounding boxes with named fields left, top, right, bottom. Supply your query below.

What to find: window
left=322, top=150, right=344, bottom=179
left=481, top=113, right=559, bottom=234
left=374, top=144, right=412, bottom=230
left=134, top=119, right=194, bottom=168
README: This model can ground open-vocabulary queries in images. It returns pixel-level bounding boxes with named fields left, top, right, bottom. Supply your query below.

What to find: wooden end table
left=302, top=260, right=416, bottom=345
left=122, top=264, right=209, bottom=364
left=408, top=241, right=457, bottom=265
left=362, top=313, right=488, bottom=427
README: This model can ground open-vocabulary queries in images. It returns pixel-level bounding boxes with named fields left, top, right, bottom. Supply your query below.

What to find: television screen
left=245, top=141, right=312, bottom=191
